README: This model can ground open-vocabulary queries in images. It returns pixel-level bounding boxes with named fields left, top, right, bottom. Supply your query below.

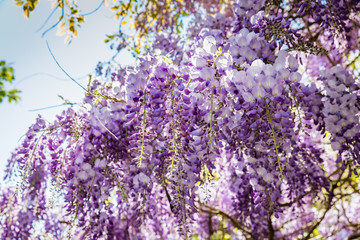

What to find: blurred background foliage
left=0, top=61, right=21, bottom=103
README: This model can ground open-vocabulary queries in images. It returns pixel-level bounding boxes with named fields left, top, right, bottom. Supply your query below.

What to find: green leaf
left=6, top=89, right=21, bottom=103
left=0, top=61, right=21, bottom=103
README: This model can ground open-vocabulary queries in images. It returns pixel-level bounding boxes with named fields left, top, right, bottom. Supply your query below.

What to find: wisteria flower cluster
left=2, top=1, right=360, bottom=239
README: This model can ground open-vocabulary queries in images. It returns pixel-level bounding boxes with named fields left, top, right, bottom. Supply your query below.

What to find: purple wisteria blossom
left=1, top=1, right=360, bottom=239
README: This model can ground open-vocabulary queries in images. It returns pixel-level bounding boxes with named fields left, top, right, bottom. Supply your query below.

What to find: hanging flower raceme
left=2, top=1, right=360, bottom=239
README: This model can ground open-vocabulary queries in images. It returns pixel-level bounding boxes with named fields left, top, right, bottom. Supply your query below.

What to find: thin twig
left=36, top=6, right=58, bottom=32
left=29, top=103, right=77, bottom=112
left=42, top=0, right=65, bottom=38
left=46, top=40, right=87, bottom=91
left=82, top=0, right=104, bottom=16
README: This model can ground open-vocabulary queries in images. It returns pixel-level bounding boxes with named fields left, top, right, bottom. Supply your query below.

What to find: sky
left=0, top=0, right=134, bottom=178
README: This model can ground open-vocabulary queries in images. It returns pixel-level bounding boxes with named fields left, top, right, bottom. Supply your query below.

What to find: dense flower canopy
left=1, top=0, right=360, bottom=239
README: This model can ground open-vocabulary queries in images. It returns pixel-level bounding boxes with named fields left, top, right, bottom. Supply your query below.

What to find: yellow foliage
left=59, top=21, right=65, bottom=28
left=57, top=27, right=66, bottom=36
left=64, top=35, right=71, bottom=44
left=23, top=9, right=29, bottom=19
